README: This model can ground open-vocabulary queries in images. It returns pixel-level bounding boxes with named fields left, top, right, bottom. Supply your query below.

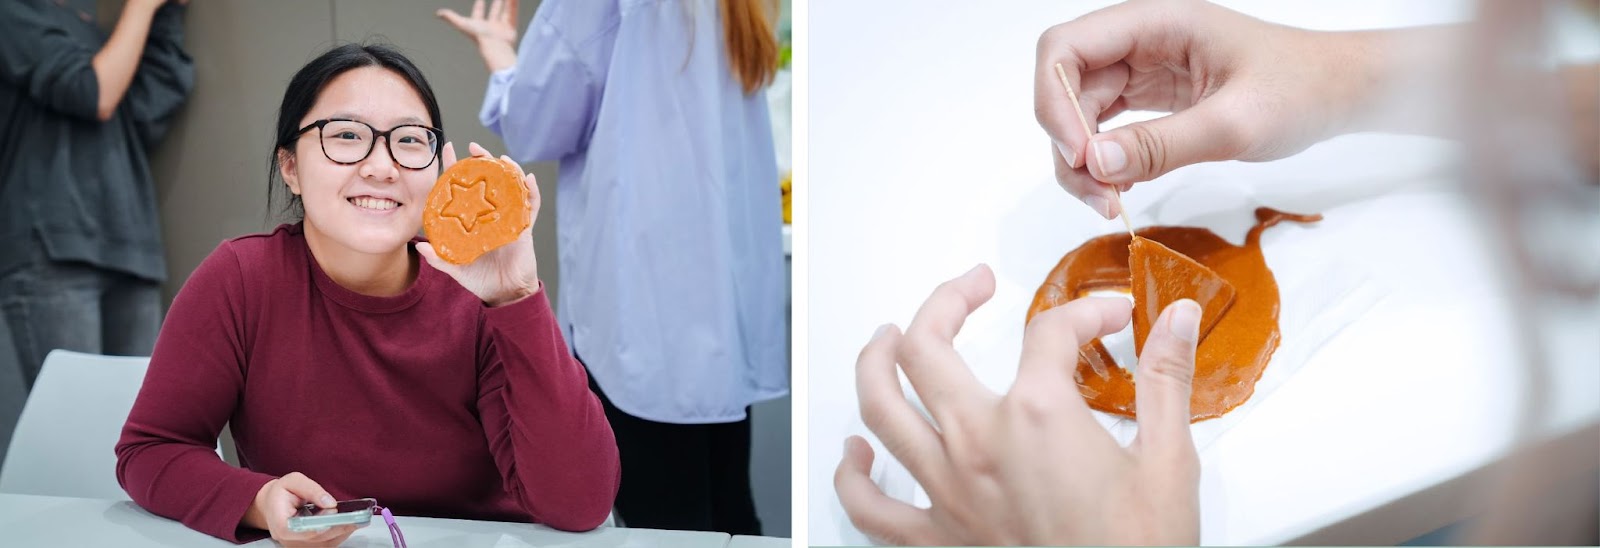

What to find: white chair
left=0, top=350, right=153, bottom=500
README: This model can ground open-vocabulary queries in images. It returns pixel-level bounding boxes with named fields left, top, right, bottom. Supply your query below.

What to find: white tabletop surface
left=0, top=493, right=735, bottom=548
left=806, top=0, right=1598, bottom=545
left=729, top=534, right=793, bottom=548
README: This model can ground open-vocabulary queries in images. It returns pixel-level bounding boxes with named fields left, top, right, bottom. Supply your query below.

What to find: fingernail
left=1084, top=195, right=1113, bottom=219
left=319, top=495, right=335, bottom=507
left=1055, top=141, right=1077, bottom=168
left=963, top=264, right=985, bottom=279
left=1168, top=299, right=1201, bottom=343
left=1093, top=139, right=1127, bottom=177
left=871, top=324, right=892, bottom=341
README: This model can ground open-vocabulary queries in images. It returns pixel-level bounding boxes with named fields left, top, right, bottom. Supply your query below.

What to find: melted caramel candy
left=1027, top=208, right=1322, bottom=422
left=1130, top=236, right=1236, bottom=353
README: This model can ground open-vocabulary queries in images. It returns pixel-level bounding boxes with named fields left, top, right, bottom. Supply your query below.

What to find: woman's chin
left=327, top=221, right=420, bottom=256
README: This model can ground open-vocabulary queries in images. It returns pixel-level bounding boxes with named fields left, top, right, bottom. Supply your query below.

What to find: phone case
left=286, top=498, right=377, bottom=533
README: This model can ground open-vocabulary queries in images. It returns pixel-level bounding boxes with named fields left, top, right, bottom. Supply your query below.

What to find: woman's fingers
left=898, top=265, right=998, bottom=430
left=440, top=141, right=458, bottom=171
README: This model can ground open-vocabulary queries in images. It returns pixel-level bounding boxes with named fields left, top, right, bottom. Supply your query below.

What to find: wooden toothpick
left=1055, top=63, right=1134, bottom=237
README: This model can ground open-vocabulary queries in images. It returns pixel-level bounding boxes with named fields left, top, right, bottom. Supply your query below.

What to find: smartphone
left=286, top=497, right=377, bottom=533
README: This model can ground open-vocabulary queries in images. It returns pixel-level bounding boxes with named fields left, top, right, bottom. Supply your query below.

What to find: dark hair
left=268, top=43, right=444, bottom=222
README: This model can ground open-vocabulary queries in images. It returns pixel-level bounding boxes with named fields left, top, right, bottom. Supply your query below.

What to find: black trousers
left=586, top=373, right=761, bottom=535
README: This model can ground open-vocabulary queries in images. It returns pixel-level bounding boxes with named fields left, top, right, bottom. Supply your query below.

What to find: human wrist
left=477, top=39, right=518, bottom=73
left=486, top=281, right=539, bottom=307
left=241, top=480, right=272, bottom=531
left=125, top=0, right=165, bottom=18
left=1280, top=28, right=1389, bottom=140
left=1338, top=26, right=1469, bottom=137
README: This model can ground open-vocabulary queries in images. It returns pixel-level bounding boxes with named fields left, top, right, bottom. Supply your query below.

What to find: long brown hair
left=720, top=0, right=779, bottom=94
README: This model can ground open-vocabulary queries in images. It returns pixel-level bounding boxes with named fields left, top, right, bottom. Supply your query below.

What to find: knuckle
left=1215, top=117, right=1253, bottom=160
left=832, top=454, right=855, bottom=488
left=1160, top=0, right=1197, bottom=17
left=877, top=434, right=916, bottom=469
left=1022, top=308, right=1058, bottom=341
left=848, top=511, right=897, bottom=545
left=945, top=428, right=999, bottom=477
left=933, top=276, right=968, bottom=298
left=857, top=393, right=892, bottom=433
left=855, top=331, right=894, bottom=366
left=854, top=343, right=876, bottom=370
left=1025, top=302, right=1084, bottom=345
left=896, top=330, right=939, bottom=366
left=1127, top=123, right=1167, bottom=178
left=1213, top=95, right=1261, bottom=159
left=1183, top=451, right=1201, bottom=482
left=1035, top=24, right=1065, bottom=57
left=1143, top=352, right=1196, bottom=389
left=1176, top=444, right=1201, bottom=479
left=1148, top=442, right=1202, bottom=484
left=1004, top=389, right=1057, bottom=425
left=1052, top=157, right=1078, bottom=192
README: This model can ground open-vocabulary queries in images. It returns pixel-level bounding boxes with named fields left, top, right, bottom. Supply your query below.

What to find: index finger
left=440, top=141, right=458, bottom=172
left=436, top=8, right=469, bottom=31
left=855, top=324, right=947, bottom=485
left=1016, top=296, right=1132, bottom=391
left=897, top=265, right=996, bottom=425
left=275, top=473, right=334, bottom=508
left=1034, top=2, right=1164, bottom=166
left=498, top=154, right=525, bottom=179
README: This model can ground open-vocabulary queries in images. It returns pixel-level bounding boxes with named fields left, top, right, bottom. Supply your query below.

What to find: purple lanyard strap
left=375, top=505, right=407, bottom=548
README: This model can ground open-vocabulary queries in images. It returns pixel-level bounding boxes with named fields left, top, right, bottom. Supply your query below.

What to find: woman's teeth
left=349, top=197, right=400, bottom=211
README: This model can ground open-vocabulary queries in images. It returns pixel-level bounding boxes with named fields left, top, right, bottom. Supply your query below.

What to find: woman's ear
left=278, top=148, right=302, bottom=196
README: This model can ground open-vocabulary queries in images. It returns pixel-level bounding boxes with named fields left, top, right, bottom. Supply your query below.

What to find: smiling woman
left=266, top=47, right=445, bottom=290
left=112, top=43, right=617, bottom=547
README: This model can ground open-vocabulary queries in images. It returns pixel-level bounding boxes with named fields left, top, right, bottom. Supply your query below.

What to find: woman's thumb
left=1087, top=96, right=1245, bottom=185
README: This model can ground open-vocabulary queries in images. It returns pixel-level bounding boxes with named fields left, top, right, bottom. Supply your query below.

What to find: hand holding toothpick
left=1055, top=63, right=1135, bottom=237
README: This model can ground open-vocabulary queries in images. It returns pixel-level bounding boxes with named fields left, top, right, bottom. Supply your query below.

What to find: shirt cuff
left=482, top=285, right=554, bottom=333
left=478, top=67, right=517, bottom=131
left=211, top=469, right=276, bottom=544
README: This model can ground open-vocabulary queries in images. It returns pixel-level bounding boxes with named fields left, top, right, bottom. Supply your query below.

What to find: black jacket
left=0, top=0, right=194, bottom=282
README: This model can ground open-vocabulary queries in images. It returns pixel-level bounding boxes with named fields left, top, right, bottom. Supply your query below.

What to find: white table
left=0, top=494, right=732, bottom=548
left=728, top=534, right=791, bottom=548
left=806, top=1, right=1598, bottom=546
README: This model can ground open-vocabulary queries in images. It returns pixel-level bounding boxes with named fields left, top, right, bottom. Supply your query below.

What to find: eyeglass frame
left=283, top=118, right=446, bottom=170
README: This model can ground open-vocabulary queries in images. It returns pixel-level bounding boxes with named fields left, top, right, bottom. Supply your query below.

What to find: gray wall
left=104, top=0, right=788, bottom=538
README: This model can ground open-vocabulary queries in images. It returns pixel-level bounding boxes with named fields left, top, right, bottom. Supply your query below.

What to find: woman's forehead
left=306, top=66, right=431, bottom=127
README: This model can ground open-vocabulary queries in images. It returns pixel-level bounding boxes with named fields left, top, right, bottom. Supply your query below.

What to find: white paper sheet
left=833, top=160, right=1407, bottom=545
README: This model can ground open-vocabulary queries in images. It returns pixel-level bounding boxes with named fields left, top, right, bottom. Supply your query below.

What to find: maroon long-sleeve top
left=114, top=224, right=619, bottom=543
